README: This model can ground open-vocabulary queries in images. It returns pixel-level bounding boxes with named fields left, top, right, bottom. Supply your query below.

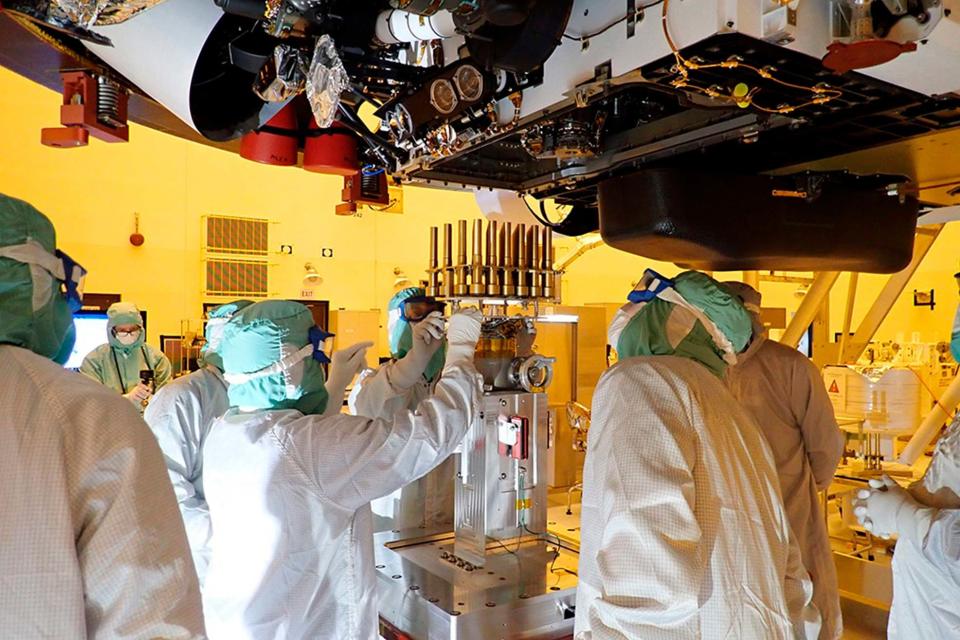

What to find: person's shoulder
left=143, top=342, right=170, bottom=360
left=5, top=346, right=97, bottom=390
left=166, top=367, right=216, bottom=390
left=147, top=368, right=201, bottom=404
left=2, top=345, right=66, bottom=385
left=81, top=343, right=111, bottom=360
left=758, top=339, right=806, bottom=359
left=607, top=355, right=711, bottom=378
left=600, top=355, right=711, bottom=392
left=225, top=409, right=309, bottom=450
left=758, top=340, right=819, bottom=373
left=3, top=346, right=144, bottom=426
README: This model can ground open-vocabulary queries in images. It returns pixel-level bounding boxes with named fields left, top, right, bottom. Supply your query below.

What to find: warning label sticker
left=823, top=370, right=846, bottom=410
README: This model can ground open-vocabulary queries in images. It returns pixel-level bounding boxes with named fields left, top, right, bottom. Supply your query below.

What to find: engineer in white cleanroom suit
left=0, top=193, right=205, bottom=638
left=201, top=299, right=483, bottom=639
left=574, top=269, right=820, bottom=640
left=855, top=350, right=960, bottom=636
left=143, top=299, right=253, bottom=588
left=723, top=281, right=844, bottom=640
left=80, top=300, right=173, bottom=406
left=350, top=287, right=454, bottom=531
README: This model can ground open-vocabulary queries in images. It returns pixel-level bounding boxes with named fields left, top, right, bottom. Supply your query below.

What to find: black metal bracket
left=913, top=289, right=936, bottom=310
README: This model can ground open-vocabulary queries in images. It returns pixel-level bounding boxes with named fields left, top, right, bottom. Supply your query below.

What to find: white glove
left=324, top=341, right=374, bottom=417
left=123, top=383, right=151, bottom=405
left=391, top=312, right=446, bottom=388
left=853, top=475, right=935, bottom=542
left=444, top=308, right=483, bottom=369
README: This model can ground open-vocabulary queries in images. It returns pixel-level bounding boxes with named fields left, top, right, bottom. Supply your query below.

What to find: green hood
left=106, top=301, right=146, bottom=354
left=220, top=300, right=329, bottom=415
left=609, top=270, right=752, bottom=377
left=0, top=194, right=76, bottom=363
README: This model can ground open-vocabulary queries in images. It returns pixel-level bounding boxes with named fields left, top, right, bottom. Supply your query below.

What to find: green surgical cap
left=610, top=270, right=752, bottom=377
left=673, top=271, right=752, bottom=355
left=0, top=193, right=76, bottom=363
left=201, top=299, right=254, bottom=370
left=220, top=300, right=328, bottom=415
left=106, top=301, right=146, bottom=353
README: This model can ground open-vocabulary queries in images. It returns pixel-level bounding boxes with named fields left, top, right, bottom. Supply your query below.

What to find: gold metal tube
left=515, top=224, right=528, bottom=298
left=443, top=223, right=452, bottom=268
left=455, top=220, right=469, bottom=297
left=443, top=223, right=455, bottom=298
left=503, top=222, right=514, bottom=297
left=485, top=221, right=493, bottom=265
left=427, top=226, right=439, bottom=297
left=543, top=227, right=555, bottom=300
left=470, top=219, right=484, bottom=296
left=458, top=220, right=467, bottom=265
left=486, top=221, right=498, bottom=296
left=528, top=225, right=540, bottom=298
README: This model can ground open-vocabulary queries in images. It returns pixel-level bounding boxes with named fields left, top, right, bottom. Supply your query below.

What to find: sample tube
left=515, top=224, right=528, bottom=298
left=486, top=220, right=498, bottom=296
left=427, top=226, right=439, bottom=297
left=528, top=225, right=541, bottom=299
left=543, top=226, right=554, bottom=300
left=443, top=223, right=455, bottom=298
left=456, top=219, right=468, bottom=297
left=503, top=222, right=514, bottom=297
left=470, top=219, right=484, bottom=296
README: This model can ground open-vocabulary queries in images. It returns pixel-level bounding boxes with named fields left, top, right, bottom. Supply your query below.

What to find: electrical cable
left=563, top=0, right=665, bottom=42
left=336, top=103, right=406, bottom=164
left=521, top=195, right=573, bottom=230
left=490, top=535, right=521, bottom=561
left=659, top=0, right=842, bottom=114
left=516, top=467, right=577, bottom=580
left=918, top=179, right=960, bottom=192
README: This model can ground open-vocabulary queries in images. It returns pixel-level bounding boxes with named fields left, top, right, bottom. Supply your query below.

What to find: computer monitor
left=64, top=311, right=108, bottom=369
left=62, top=309, right=149, bottom=369
left=797, top=324, right=814, bottom=358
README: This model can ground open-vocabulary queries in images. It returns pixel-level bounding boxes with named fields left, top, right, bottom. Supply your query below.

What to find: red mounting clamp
left=41, top=70, right=129, bottom=148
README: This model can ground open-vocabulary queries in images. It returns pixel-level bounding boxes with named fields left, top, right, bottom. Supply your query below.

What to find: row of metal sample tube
left=427, top=219, right=557, bottom=300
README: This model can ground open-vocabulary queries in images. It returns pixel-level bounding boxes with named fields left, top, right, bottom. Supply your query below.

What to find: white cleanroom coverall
left=144, top=364, right=229, bottom=586
left=727, top=335, right=844, bottom=640
left=202, top=362, right=482, bottom=640
left=886, top=417, right=960, bottom=638
left=574, top=356, right=818, bottom=640
left=351, top=365, right=457, bottom=531
left=0, top=344, right=205, bottom=638
left=887, top=508, right=960, bottom=638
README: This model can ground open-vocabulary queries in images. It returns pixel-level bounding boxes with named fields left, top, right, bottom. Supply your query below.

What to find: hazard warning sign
left=822, top=370, right=846, bottom=411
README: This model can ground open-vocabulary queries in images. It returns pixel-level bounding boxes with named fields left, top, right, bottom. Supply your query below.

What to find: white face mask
left=115, top=332, right=140, bottom=346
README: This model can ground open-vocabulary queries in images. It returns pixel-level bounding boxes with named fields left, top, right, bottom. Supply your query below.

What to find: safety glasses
left=402, top=298, right=446, bottom=323
left=627, top=269, right=674, bottom=304
left=57, top=249, right=87, bottom=312
left=0, top=240, right=87, bottom=312
left=308, top=326, right=335, bottom=364
left=112, top=327, right=142, bottom=339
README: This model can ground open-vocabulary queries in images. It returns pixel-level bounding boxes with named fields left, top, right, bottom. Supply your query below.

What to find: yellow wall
left=0, top=67, right=489, bottom=355
left=2, top=64, right=959, bottom=358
